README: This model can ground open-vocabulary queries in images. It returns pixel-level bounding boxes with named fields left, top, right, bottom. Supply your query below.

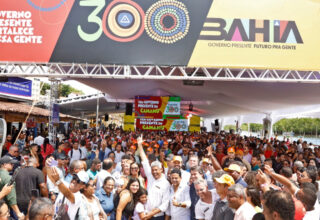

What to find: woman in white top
left=79, top=179, right=108, bottom=220
left=166, top=168, right=191, bottom=220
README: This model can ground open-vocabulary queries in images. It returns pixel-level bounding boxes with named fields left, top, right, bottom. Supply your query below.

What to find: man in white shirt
left=68, top=141, right=82, bottom=164
left=166, top=168, right=191, bottom=220
left=114, top=143, right=125, bottom=164
left=47, top=165, right=89, bottom=220
left=172, top=155, right=190, bottom=186
left=242, top=146, right=252, bottom=164
left=138, top=137, right=170, bottom=220
left=194, top=179, right=219, bottom=220
left=79, top=140, right=87, bottom=160
left=227, top=184, right=256, bottom=220
left=297, top=187, right=320, bottom=220
left=47, top=153, right=66, bottom=194
left=95, top=158, right=113, bottom=190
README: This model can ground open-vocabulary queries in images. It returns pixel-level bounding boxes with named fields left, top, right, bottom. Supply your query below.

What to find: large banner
left=189, top=115, right=200, bottom=132
left=0, top=77, right=32, bottom=97
left=124, top=114, right=134, bottom=131
left=136, top=118, right=188, bottom=131
left=1, top=0, right=319, bottom=70
left=135, top=96, right=180, bottom=119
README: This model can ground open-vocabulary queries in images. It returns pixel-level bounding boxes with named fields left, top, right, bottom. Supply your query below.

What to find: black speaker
left=125, top=103, right=133, bottom=115
left=105, top=114, right=109, bottom=121
left=215, top=119, right=219, bottom=126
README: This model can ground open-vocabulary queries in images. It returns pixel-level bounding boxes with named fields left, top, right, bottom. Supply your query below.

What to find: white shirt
left=243, top=153, right=252, bottom=164
left=79, top=146, right=87, bottom=159
left=68, top=149, right=82, bottom=164
left=234, top=202, right=256, bottom=220
left=54, top=191, right=83, bottom=220
left=47, top=166, right=65, bottom=194
left=79, top=195, right=101, bottom=220
left=303, top=208, right=320, bottom=220
left=132, top=202, right=150, bottom=220
left=166, top=183, right=191, bottom=220
left=114, top=151, right=125, bottom=164
left=181, top=169, right=191, bottom=186
left=115, top=162, right=122, bottom=172
left=195, top=189, right=219, bottom=220
left=34, top=136, right=44, bottom=146
left=142, top=160, right=170, bottom=217
left=95, top=169, right=112, bottom=190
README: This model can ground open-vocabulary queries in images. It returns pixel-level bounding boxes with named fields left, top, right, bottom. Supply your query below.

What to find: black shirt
left=15, top=166, right=45, bottom=205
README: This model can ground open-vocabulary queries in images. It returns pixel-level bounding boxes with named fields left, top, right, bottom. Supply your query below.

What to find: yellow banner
left=189, top=115, right=200, bottom=132
left=124, top=114, right=135, bottom=131
left=188, top=0, right=320, bottom=70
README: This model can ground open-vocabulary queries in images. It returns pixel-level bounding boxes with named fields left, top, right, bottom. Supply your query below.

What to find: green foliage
left=240, top=123, right=263, bottom=132
left=273, top=118, right=320, bottom=135
left=40, top=83, right=84, bottom=97
left=40, top=82, right=50, bottom=95
left=224, top=124, right=236, bottom=131
left=251, top=123, right=263, bottom=132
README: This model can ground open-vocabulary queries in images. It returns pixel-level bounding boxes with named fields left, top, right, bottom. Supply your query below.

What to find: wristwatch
left=55, top=179, right=62, bottom=185
left=178, top=202, right=182, bottom=207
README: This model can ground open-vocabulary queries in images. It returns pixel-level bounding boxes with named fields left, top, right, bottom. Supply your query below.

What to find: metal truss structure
left=48, top=79, right=59, bottom=146
left=1, top=62, right=320, bottom=83
left=57, top=93, right=105, bottom=104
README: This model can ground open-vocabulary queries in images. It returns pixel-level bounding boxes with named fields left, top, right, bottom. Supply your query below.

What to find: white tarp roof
left=67, top=79, right=320, bottom=118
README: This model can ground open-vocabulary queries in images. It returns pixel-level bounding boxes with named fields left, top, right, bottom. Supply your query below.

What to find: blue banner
left=0, top=77, right=32, bottom=97
left=52, top=104, right=60, bottom=124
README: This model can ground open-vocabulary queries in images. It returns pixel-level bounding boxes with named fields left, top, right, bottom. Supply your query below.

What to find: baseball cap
left=214, top=174, right=235, bottom=186
left=56, top=153, right=67, bottom=160
left=76, top=170, right=89, bottom=184
left=227, top=147, right=235, bottom=153
left=224, top=164, right=241, bottom=173
left=202, top=158, right=210, bottom=164
left=235, top=150, right=243, bottom=156
left=173, top=156, right=182, bottom=163
left=0, top=156, right=19, bottom=165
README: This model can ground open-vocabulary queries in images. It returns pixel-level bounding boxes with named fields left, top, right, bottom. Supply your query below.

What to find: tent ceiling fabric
left=59, top=97, right=125, bottom=117
left=71, top=79, right=320, bottom=117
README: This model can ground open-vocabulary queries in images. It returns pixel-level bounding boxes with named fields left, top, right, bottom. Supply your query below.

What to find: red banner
left=136, top=118, right=166, bottom=130
left=135, top=96, right=163, bottom=118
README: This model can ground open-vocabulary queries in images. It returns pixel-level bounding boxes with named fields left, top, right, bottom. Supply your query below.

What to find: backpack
left=55, top=196, right=80, bottom=220
left=70, top=148, right=82, bottom=159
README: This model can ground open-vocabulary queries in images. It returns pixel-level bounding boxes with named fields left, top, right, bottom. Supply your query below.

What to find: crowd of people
left=0, top=127, right=319, bottom=220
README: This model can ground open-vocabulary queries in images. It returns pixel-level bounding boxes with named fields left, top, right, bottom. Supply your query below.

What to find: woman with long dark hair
left=129, top=162, right=145, bottom=188
left=113, top=177, right=141, bottom=220
left=40, top=138, right=54, bottom=161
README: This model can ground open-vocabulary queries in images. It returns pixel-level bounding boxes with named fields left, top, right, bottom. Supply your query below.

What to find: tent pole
left=96, top=94, right=99, bottom=134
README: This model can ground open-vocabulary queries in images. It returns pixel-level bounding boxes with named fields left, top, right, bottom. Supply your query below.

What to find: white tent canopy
left=71, top=79, right=320, bottom=118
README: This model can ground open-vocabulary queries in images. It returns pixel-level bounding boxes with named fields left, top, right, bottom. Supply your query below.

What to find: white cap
left=76, top=170, right=89, bottom=184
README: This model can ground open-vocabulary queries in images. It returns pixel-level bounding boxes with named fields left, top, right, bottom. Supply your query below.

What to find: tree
left=224, top=124, right=236, bottom=131
left=40, top=82, right=50, bottom=95
left=273, top=118, right=320, bottom=136
left=40, top=83, right=84, bottom=97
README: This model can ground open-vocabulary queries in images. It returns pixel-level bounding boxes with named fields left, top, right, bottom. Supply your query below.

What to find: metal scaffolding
left=1, top=62, right=320, bottom=83
left=48, top=79, right=59, bottom=146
